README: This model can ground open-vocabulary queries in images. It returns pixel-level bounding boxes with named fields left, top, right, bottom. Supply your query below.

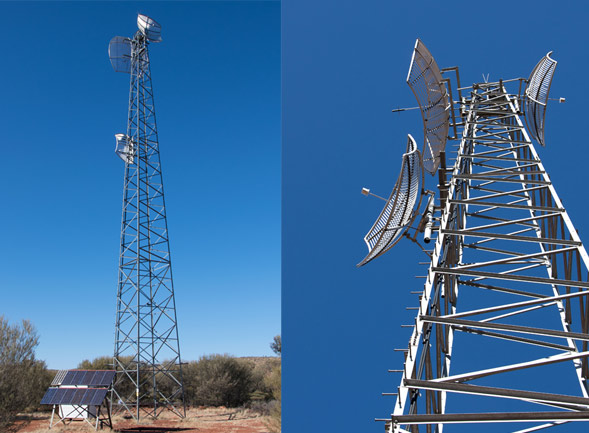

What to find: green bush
left=183, top=354, right=254, bottom=407
left=77, top=355, right=113, bottom=370
left=265, top=335, right=281, bottom=432
left=264, top=362, right=281, bottom=432
left=0, top=317, right=51, bottom=429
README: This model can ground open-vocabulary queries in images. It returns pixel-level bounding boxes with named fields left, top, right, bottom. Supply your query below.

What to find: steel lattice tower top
left=359, top=41, right=589, bottom=432
left=108, top=14, right=185, bottom=420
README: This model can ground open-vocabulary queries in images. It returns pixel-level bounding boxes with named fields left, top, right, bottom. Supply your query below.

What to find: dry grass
left=16, top=407, right=270, bottom=433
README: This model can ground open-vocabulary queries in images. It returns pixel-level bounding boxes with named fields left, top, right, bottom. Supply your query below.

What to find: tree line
left=0, top=317, right=280, bottom=432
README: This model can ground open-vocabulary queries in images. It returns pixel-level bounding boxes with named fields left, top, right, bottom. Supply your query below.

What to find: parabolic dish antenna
left=407, top=39, right=450, bottom=175
left=524, top=52, right=557, bottom=146
left=357, top=134, right=423, bottom=267
left=114, top=133, right=134, bottom=164
left=137, top=14, right=162, bottom=42
left=108, top=36, right=132, bottom=73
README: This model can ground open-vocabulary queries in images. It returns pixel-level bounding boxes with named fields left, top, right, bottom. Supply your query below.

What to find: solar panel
left=79, top=389, right=94, bottom=406
left=40, top=388, right=108, bottom=406
left=41, top=387, right=58, bottom=405
left=82, top=370, right=95, bottom=385
left=59, top=388, right=76, bottom=405
left=406, top=39, right=450, bottom=175
left=89, top=389, right=109, bottom=406
left=72, top=370, right=85, bottom=385
left=61, top=371, right=74, bottom=386
left=88, top=371, right=106, bottom=385
left=51, top=370, right=68, bottom=386
left=524, top=52, right=557, bottom=147
left=60, top=370, right=116, bottom=386
left=102, top=370, right=116, bottom=386
left=358, top=134, right=423, bottom=267
left=72, top=388, right=87, bottom=404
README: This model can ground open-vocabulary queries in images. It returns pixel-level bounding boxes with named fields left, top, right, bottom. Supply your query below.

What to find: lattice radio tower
left=108, top=14, right=185, bottom=420
left=359, top=39, right=589, bottom=432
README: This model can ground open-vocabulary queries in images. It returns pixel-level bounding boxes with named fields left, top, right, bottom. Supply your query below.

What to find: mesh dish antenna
left=407, top=39, right=450, bottom=175
left=357, top=134, right=423, bottom=267
left=114, top=133, right=134, bottom=164
left=524, top=52, right=557, bottom=146
left=108, top=36, right=132, bottom=73
left=137, top=14, right=162, bottom=42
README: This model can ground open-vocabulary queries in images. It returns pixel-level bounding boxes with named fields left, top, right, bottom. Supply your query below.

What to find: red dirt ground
left=14, top=407, right=271, bottom=433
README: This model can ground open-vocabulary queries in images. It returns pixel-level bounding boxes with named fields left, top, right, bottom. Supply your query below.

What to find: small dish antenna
left=108, top=36, right=132, bottom=73
left=137, top=14, right=162, bottom=42
left=357, top=134, right=423, bottom=267
left=114, top=134, right=135, bottom=164
left=406, top=39, right=450, bottom=176
left=524, top=52, right=557, bottom=146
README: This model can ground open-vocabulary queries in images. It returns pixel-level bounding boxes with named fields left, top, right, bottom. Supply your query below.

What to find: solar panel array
left=41, top=388, right=108, bottom=406
left=60, top=370, right=116, bottom=387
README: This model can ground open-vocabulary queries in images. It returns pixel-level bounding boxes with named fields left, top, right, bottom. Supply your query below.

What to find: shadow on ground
left=115, top=427, right=193, bottom=433
left=116, top=428, right=192, bottom=433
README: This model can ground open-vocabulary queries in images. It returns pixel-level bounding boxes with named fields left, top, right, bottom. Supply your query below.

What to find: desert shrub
left=0, top=317, right=51, bottom=429
left=264, top=363, right=281, bottom=432
left=183, top=354, right=254, bottom=407
left=243, top=357, right=280, bottom=401
left=77, top=355, right=113, bottom=370
left=265, top=335, right=281, bottom=432
left=270, top=335, right=281, bottom=355
left=247, top=399, right=277, bottom=416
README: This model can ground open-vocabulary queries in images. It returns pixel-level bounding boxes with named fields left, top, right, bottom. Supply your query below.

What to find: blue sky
left=0, top=1, right=280, bottom=369
left=283, top=0, right=589, bottom=432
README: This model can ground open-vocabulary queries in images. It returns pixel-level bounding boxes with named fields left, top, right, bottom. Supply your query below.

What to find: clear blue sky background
left=1, top=1, right=280, bottom=369
left=283, top=1, right=589, bottom=432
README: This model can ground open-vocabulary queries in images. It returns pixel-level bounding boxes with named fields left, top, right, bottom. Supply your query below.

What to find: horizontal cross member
left=392, top=411, right=589, bottom=424
left=420, top=315, right=589, bottom=342
left=431, top=350, right=589, bottom=384
left=404, top=379, right=589, bottom=408
left=450, top=199, right=563, bottom=213
left=454, top=174, right=551, bottom=185
left=432, top=267, right=589, bottom=288
left=441, top=286, right=589, bottom=319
